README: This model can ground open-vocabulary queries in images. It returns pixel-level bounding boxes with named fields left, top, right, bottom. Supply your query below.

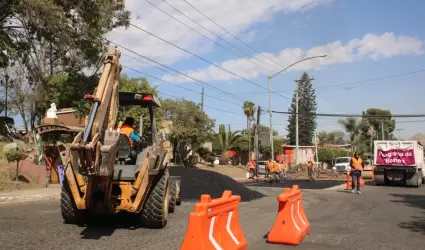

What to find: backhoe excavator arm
left=65, top=44, right=122, bottom=209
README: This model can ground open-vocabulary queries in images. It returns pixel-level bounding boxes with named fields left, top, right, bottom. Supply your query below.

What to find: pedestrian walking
left=308, top=159, right=314, bottom=181
left=350, top=151, right=365, bottom=194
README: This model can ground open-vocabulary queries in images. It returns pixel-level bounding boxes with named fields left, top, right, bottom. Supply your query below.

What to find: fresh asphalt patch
left=244, top=179, right=346, bottom=190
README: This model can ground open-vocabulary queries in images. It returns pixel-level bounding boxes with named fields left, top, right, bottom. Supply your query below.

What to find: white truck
left=373, top=140, right=425, bottom=187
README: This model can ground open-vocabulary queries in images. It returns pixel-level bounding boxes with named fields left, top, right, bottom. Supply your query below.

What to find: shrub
left=196, top=147, right=215, bottom=164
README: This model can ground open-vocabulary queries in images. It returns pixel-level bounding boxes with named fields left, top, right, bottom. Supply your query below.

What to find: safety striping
left=226, top=211, right=240, bottom=245
left=291, top=203, right=301, bottom=231
left=209, top=216, right=223, bottom=250
left=297, top=200, right=306, bottom=226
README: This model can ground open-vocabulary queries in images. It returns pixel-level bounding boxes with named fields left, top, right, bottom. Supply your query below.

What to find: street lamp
left=267, top=55, right=327, bottom=162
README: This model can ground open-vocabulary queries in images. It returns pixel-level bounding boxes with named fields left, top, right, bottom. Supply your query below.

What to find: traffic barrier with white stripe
left=180, top=190, right=247, bottom=250
left=267, top=185, right=310, bottom=246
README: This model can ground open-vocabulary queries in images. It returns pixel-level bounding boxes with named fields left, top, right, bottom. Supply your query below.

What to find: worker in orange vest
left=120, top=117, right=144, bottom=149
left=248, top=159, right=258, bottom=179
left=271, top=161, right=280, bottom=183
left=307, top=159, right=315, bottom=181
left=350, top=151, right=365, bottom=194
left=265, top=159, right=271, bottom=178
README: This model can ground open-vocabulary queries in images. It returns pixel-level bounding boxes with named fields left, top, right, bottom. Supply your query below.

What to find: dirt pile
left=169, top=166, right=265, bottom=202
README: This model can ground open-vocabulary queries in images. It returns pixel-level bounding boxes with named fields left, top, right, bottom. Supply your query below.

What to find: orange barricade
left=180, top=190, right=247, bottom=250
left=345, top=173, right=365, bottom=190
left=267, top=185, right=310, bottom=246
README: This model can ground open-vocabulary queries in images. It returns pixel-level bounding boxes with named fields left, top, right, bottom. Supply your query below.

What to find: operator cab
left=112, top=92, right=161, bottom=181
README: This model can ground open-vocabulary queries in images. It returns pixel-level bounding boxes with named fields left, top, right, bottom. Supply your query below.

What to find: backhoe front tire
left=169, top=179, right=177, bottom=213
left=139, top=168, right=170, bottom=228
left=60, top=178, right=87, bottom=225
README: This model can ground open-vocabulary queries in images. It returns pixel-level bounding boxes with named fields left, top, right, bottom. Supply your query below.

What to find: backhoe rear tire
left=60, top=178, right=87, bottom=225
left=169, top=179, right=177, bottom=214
left=139, top=168, right=170, bottom=228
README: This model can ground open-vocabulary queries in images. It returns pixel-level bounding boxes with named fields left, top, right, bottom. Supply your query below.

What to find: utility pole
left=255, top=106, right=261, bottom=174
left=314, top=132, right=319, bottom=164
left=201, top=87, right=204, bottom=112
left=267, top=77, right=274, bottom=161
left=381, top=121, right=385, bottom=140
left=295, top=79, right=299, bottom=164
left=368, top=126, right=375, bottom=164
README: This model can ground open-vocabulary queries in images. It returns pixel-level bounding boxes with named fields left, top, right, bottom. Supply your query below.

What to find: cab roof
left=118, top=92, right=161, bottom=107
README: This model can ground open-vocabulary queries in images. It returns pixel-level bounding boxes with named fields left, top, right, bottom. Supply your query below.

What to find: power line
left=111, top=40, right=243, bottom=100
left=128, top=22, right=290, bottom=100
left=230, top=69, right=425, bottom=94
left=158, top=91, right=244, bottom=116
left=122, top=65, right=241, bottom=106
left=121, top=51, right=240, bottom=100
left=146, top=0, right=279, bottom=73
left=271, top=110, right=425, bottom=118
left=181, top=0, right=284, bottom=68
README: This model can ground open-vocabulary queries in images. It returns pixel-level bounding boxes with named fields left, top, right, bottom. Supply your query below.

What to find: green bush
left=317, top=148, right=351, bottom=165
left=197, top=147, right=215, bottom=164
left=5, top=148, right=27, bottom=181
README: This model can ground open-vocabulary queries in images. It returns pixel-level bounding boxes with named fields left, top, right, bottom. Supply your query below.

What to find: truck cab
left=333, top=157, right=351, bottom=173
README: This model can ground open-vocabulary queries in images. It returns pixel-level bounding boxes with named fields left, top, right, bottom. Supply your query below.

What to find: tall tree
left=1, top=0, right=130, bottom=126
left=286, top=72, right=317, bottom=145
left=362, top=108, right=395, bottom=140
left=242, top=101, right=256, bottom=158
left=162, top=98, right=215, bottom=162
left=316, top=131, right=347, bottom=146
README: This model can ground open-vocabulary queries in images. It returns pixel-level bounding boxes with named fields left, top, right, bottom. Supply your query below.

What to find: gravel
left=169, top=166, right=265, bottom=202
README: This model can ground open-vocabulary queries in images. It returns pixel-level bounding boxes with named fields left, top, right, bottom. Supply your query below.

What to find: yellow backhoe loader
left=59, top=44, right=180, bottom=228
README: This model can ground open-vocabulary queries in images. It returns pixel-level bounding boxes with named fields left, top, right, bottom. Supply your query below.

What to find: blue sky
left=105, top=0, right=425, bottom=140
left=12, top=0, right=424, bottom=140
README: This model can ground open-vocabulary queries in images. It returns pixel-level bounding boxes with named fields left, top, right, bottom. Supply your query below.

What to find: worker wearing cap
left=120, top=117, right=143, bottom=148
left=350, top=151, right=365, bottom=194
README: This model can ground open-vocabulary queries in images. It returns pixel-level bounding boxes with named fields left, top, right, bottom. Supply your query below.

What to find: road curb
left=235, top=178, right=265, bottom=183
left=0, top=192, right=60, bottom=204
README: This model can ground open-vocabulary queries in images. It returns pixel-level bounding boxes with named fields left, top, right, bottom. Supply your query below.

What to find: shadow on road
left=390, top=193, right=425, bottom=235
left=77, top=213, right=139, bottom=240
left=245, top=179, right=345, bottom=190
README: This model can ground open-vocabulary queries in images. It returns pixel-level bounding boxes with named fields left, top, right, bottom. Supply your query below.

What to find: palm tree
left=216, top=124, right=248, bottom=162
left=338, top=117, right=358, bottom=151
left=242, top=101, right=256, bottom=160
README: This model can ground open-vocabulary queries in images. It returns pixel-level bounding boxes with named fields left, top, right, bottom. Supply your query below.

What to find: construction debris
left=169, top=166, right=265, bottom=202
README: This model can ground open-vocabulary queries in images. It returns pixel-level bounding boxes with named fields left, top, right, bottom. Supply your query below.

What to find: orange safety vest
left=249, top=161, right=255, bottom=169
left=266, top=161, right=271, bottom=170
left=351, top=157, right=363, bottom=171
left=120, top=124, right=135, bottom=147
left=308, top=161, right=314, bottom=170
left=270, top=162, right=279, bottom=173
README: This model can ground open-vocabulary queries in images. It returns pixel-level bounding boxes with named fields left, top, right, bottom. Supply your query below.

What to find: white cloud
left=107, top=0, right=335, bottom=67
left=162, top=32, right=424, bottom=83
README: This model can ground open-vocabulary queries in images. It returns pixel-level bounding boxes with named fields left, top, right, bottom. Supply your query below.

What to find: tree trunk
left=15, top=160, right=19, bottom=181
left=247, top=117, right=251, bottom=161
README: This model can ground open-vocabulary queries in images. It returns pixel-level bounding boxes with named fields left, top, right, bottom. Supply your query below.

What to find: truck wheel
left=60, top=178, right=87, bottom=225
left=169, top=180, right=177, bottom=213
left=416, top=173, right=422, bottom=188
left=139, top=168, right=170, bottom=228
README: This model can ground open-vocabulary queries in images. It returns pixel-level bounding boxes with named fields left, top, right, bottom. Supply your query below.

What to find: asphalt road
left=1, top=181, right=425, bottom=250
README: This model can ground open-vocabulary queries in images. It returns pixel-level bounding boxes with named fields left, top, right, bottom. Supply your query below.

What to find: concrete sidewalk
left=0, top=184, right=61, bottom=204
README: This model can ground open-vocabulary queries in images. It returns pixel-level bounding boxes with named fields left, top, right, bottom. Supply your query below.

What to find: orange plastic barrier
left=345, top=173, right=366, bottom=190
left=267, top=185, right=310, bottom=246
left=180, top=190, right=247, bottom=250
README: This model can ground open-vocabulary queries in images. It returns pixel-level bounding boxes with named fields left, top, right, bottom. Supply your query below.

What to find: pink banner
left=376, top=148, right=415, bottom=166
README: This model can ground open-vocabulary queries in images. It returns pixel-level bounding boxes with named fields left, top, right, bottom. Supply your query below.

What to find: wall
left=283, top=146, right=315, bottom=164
